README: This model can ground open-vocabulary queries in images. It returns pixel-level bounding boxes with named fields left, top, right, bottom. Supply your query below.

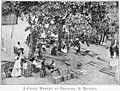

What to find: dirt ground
left=1, top=41, right=119, bottom=85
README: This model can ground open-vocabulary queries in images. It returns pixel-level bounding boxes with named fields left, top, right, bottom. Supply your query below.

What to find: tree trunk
left=99, top=34, right=103, bottom=45
left=66, top=35, right=69, bottom=51
left=102, top=32, right=106, bottom=45
left=28, top=46, right=32, bottom=59
left=58, top=24, right=62, bottom=51
left=28, top=34, right=33, bottom=59
left=102, top=30, right=108, bottom=45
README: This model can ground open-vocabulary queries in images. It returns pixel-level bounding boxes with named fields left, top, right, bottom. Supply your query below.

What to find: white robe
left=16, top=44, right=21, bottom=49
left=114, top=59, right=119, bottom=82
left=23, top=63, right=28, bottom=70
left=61, top=48, right=67, bottom=53
left=110, top=58, right=117, bottom=67
left=33, top=60, right=41, bottom=69
left=11, top=58, right=22, bottom=77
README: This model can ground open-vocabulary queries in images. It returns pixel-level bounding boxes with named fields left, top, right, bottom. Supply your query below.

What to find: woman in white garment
left=11, top=53, right=22, bottom=77
left=110, top=55, right=118, bottom=73
left=114, top=58, right=119, bottom=83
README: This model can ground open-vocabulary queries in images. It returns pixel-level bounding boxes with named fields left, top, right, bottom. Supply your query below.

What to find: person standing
left=76, top=41, right=81, bottom=54
left=42, top=44, right=46, bottom=52
left=11, top=53, right=22, bottom=77
left=110, top=43, right=114, bottom=58
left=37, top=43, right=42, bottom=59
left=16, top=42, right=24, bottom=55
left=115, top=43, right=119, bottom=59
left=40, top=59, right=46, bottom=77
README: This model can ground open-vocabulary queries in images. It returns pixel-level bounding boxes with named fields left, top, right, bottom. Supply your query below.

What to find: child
left=22, top=60, right=28, bottom=76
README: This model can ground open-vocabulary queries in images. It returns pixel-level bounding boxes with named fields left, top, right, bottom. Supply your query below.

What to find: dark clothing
left=76, top=42, right=81, bottom=53
left=14, top=47, right=24, bottom=55
left=110, top=45, right=114, bottom=58
left=42, top=47, right=46, bottom=52
left=51, top=46, right=57, bottom=55
left=115, top=45, right=119, bottom=58
left=40, top=61, right=46, bottom=77
left=19, top=48, right=24, bottom=54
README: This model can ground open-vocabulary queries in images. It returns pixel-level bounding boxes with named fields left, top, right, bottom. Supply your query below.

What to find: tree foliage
left=2, top=1, right=119, bottom=45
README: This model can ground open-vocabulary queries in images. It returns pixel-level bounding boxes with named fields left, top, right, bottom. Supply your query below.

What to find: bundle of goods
left=2, top=61, right=14, bottom=78
left=23, top=63, right=33, bottom=77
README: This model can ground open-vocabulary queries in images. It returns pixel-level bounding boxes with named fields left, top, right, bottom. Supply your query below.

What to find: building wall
left=1, top=18, right=30, bottom=61
left=2, top=13, right=18, bottom=25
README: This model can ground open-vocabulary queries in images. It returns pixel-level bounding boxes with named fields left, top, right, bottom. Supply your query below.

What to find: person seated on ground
left=50, top=38, right=55, bottom=45
left=46, top=60, right=61, bottom=75
left=67, top=41, right=71, bottom=52
left=46, top=43, right=50, bottom=48
left=46, top=60, right=55, bottom=70
left=32, top=57, right=42, bottom=73
left=51, top=45, right=57, bottom=55
left=29, top=57, right=35, bottom=62
left=32, top=58, right=37, bottom=65
left=62, top=41, right=66, bottom=47
left=42, top=44, right=46, bottom=52
left=61, top=45, right=67, bottom=53
left=32, top=57, right=41, bottom=67
left=34, top=48, right=39, bottom=57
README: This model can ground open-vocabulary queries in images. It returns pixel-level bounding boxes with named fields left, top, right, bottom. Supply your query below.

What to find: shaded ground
left=1, top=41, right=119, bottom=85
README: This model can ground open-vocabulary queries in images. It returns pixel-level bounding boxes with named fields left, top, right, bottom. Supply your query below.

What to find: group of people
left=12, top=42, right=27, bottom=77
left=51, top=39, right=83, bottom=55
left=11, top=41, right=60, bottom=78
left=11, top=37, right=119, bottom=78
left=30, top=56, right=60, bottom=78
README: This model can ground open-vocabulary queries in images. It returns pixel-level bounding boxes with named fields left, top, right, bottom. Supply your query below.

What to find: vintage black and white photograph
left=1, top=0, right=119, bottom=85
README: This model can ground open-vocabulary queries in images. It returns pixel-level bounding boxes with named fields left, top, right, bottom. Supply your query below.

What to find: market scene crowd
left=1, top=1, right=119, bottom=85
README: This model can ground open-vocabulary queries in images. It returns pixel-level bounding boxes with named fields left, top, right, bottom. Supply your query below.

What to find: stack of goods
left=24, top=63, right=32, bottom=77
left=52, top=67, right=76, bottom=84
left=52, top=72, right=76, bottom=84
left=1, top=72, right=6, bottom=80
